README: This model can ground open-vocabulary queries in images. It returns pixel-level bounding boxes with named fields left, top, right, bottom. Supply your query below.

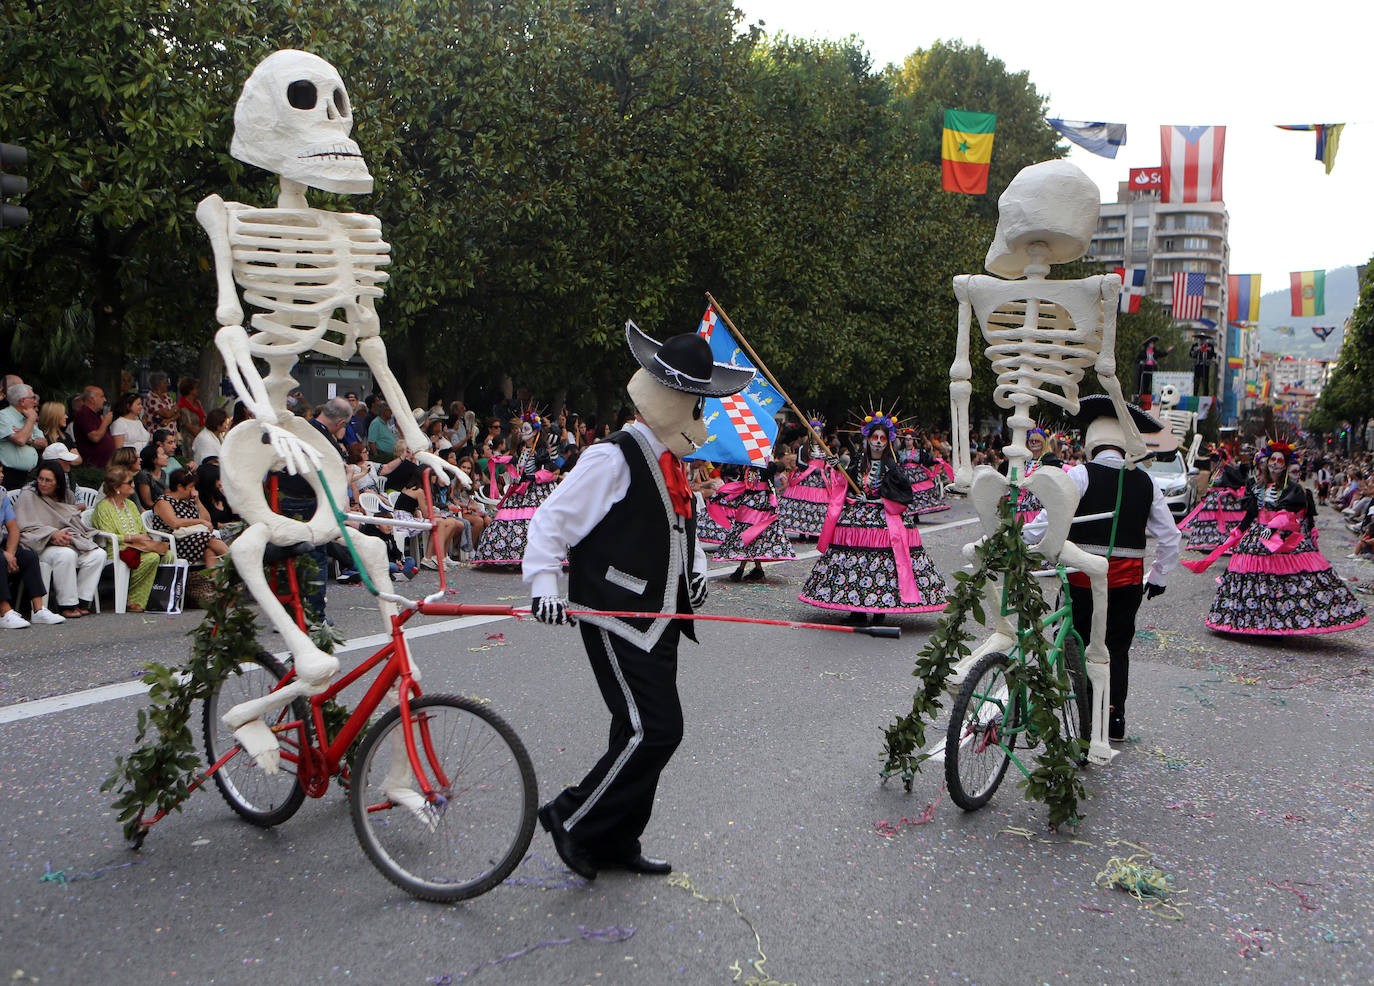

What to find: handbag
left=118, top=546, right=142, bottom=569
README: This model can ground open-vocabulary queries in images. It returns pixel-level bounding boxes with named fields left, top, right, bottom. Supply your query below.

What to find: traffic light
left=1, top=143, right=29, bottom=228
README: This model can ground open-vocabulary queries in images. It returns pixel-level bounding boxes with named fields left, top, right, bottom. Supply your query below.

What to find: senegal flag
left=942, top=109, right=997, bottom=194
left=1289, top=270, right=1325, bottom=317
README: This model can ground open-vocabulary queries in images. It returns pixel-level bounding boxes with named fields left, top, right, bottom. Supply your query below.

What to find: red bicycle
left=195, top=589, right=538, bottom=902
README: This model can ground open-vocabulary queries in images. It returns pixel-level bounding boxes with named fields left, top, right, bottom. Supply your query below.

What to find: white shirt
left=191, top=428, right=222, bottom=466
left=109, top=416, right=151, bottom=455
left=522, top=420, right=708, bottom=600
left=1023, top=450, right=1181, bottom=586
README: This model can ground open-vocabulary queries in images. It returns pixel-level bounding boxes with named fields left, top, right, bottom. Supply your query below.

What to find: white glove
left=532, top=595, right=575, bottom=626
left=688, top=572, right=708, bottom=608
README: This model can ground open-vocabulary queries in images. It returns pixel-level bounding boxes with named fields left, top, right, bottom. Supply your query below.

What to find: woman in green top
left=92, top=465, right=168, bottom=612
left=367, top=401, right=397, bottom=461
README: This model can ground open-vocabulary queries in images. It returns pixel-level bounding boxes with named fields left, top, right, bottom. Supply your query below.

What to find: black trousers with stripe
left=1069, top=582, right=1145, bottom=718
left=552, top=620, right=684, bottom=862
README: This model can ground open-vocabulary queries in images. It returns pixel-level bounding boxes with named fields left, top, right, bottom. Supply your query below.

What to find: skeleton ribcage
left=226, top=205, right=390, bottom=357
left=981, top=299, right=1100, bottom=413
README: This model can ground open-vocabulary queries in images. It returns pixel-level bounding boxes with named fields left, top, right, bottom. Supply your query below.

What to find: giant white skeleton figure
left=948, top=160, right=1147, bottom=764
left=198, top=50, right=465, bottom=773
left=1156, top=384, right=1201, bottom=466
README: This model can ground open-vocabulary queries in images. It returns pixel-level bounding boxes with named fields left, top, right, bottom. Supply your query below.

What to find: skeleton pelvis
left=221, top=418, right=349, bottom=542
left=967, top=464, right=1079, bottom=564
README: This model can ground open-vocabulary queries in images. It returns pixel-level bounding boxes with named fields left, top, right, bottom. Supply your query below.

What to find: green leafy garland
left=881, top=490, right=1088, bottom=828
left=103, top=559, right=344, bottom=844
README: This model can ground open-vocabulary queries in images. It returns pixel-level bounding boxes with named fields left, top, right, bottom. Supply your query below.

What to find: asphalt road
left=1, top=498, right=1371, bottom=986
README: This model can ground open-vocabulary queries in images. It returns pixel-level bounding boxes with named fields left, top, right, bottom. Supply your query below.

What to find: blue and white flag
left=684, top=307, right=782, bottom=467
left=1048, top=119, right=1127, bottom=159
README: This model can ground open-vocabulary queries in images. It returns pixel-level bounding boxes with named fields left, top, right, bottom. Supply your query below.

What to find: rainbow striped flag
left=1290, top=270, right=1325, bottom=317
left=942, top=109, right=997, bottom=195
left=1227, top=274, right=1261, bottom=324
left=1276, top=124, right=1345, bottom=174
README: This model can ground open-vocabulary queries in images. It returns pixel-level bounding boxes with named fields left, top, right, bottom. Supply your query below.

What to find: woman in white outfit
left=15, top=463, right=105, bottom=618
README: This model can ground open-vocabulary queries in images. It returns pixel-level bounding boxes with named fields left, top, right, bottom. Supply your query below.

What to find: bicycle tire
left=1057, top=633, right=1092, bottom=761
left=945, top=652, right=1018, bottom=811
left=202, top=650, right=310, bottom=827
left=350, top=694, right=537, bottom=902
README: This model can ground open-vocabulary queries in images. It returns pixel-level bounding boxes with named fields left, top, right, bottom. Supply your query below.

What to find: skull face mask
left=231, top=49, right=373, bottom=195
left=519, top=422, right=535, bottom=443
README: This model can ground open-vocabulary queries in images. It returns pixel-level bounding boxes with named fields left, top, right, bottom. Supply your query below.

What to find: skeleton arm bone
left=1092, top=276, right=1148, bottom=466
left=949, top=276, right=975, bottom=488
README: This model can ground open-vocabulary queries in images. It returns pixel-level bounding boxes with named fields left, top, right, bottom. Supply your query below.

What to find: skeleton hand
left=688, top=572, right=708, bottom=608
left=415, top=450, right=469, bottom=489
left=262, top=423, right=324, bottom=476
left=532, top=596, right=575, bottom=626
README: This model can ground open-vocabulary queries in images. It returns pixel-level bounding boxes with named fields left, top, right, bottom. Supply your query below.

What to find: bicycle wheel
left=350, top=694, right=537, bottom=902
left=1056, top=632, right=1091, bottom=760
left=946, top=652, right=1019, bottom=810
left=202, top=650, right=310, bottom=827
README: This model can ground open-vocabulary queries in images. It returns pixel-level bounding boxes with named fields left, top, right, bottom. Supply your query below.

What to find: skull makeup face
left=230, top=49, right=373, bottom=194
left=519, top=422, right=534, bottom=443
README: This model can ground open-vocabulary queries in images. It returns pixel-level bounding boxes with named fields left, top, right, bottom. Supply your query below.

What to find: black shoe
left=538, top=804, right=597, bottom=880
left=599, top=853, right=672, bottom=875
left=844, top=611, right=869, bottom=625
left=870, top=613, right=886, bottom=626
left=1108, top=715, right=1126, bottom=743
left=742, top=566, right=765, bottom=582
left=728, top=568, right=745, bottom=582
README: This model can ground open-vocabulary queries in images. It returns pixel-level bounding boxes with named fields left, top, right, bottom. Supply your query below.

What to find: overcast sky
left=735, top=0, right=1373, bottom=293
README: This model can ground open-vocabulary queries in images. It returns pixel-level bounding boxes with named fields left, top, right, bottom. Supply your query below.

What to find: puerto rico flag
left=685, top=307, right=782, bottom=467
left=1113, top=267, right=1147, bottom=313
left=1172, top=272, right=1205, bottom=320
left=1160, top=125, right=1226, bottom=203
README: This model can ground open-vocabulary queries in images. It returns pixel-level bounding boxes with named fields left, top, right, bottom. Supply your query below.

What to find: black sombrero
left=625, top=320, right=754, bottom=398
left=1072, top=394, right=1164, bottom=434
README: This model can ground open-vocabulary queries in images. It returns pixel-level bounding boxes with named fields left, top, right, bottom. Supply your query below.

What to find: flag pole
left=705, top=292, right=862, bottom=498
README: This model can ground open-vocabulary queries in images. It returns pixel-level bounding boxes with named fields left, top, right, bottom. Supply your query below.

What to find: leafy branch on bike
left=881, top=490, right=1088, bottom=828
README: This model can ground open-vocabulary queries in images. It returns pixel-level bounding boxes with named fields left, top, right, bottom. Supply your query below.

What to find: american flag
left=1172, top=272, right=1205, bottom=320
left=1160, top=125, right=1226, bottom=203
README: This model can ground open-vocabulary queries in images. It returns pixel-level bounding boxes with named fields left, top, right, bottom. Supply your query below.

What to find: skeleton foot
left=384, top=785, right=442, bottom=832
left=233, top=720, right=282, bottom=774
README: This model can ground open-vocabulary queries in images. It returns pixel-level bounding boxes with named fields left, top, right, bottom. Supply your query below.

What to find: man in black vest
left=1057, top=396, right=1181, bottom=742
left=523, top=323, right=752, bottom=880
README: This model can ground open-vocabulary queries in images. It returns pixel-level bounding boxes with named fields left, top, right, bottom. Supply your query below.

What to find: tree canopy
left=2, top=0, right=1084, bottom=431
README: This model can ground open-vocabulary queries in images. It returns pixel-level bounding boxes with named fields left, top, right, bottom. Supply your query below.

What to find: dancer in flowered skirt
left=799, top=413, right=947, bottom=623
left=896, top=430, right=949, bottom=516
left=997, top=427, right=1061, bottom=524
left=695, top=492, right=730, bottom=546
left=778, top=439, right=834, bottom=538
left=1177, top=461, right=1248, bottom=552
left=1185, top=443, right=1367, bottom=635
left=472, top=412, right=558, bottom=565
left=715, top=463, right=795, bottom=581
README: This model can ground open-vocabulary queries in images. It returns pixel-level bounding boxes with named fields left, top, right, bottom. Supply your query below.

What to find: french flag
left=1160, top=125, right=1226, bottom=203
left=1114, top=267, right=1147, bottom=313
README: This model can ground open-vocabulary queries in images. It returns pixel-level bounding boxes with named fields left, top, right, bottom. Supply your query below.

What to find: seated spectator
left=109, top=392, right=152, bottom=455
left=192, top=407, right=230, bottom=466
left=387, top=440, right=462, bottom=569
left=108, top=446, right=139, bottom=473
left=0, top=483, right=66, bottom=628
left=195, top=462, right=244, bottom=543
left=135, top=441, right=169, bottom=510
left=15, top=464, right=105, bottom=618
left=151, top=427, right=184, bottom=477
left=40, top=443, right=83, bottom=501
left=92, top=465, right=168, bottom=613
left=452, top=455, right=488, bottom=547
left=150, top=468, right=229, bottom=568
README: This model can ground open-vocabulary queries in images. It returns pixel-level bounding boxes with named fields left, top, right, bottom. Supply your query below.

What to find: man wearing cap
left=42, top=443, right=83, bottom=499
left=523, top=323, right=752, bottom=880
left=1, top=383, right=42, bottom=489
left=1031, top=395, right=1180, bottom=741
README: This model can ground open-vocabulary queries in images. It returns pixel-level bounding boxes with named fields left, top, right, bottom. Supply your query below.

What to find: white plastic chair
left=72, top=486, right=103, bottom=510
left=357, top=491, right=408, bottom=559
left=85, top=507, right=176, bottom=614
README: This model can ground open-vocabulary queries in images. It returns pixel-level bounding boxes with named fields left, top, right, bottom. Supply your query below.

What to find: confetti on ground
left=1266, top=879, right=1321, bottom=911
left=1094, top=842, right=1185, bottom=920
left=39, top=859, right=141, bottom=885
left=668, top=871, right=796, bottom=986
left=1315, top=925, right=1357, bottom=945
left=501, top=853, right=591, bottom=891
left=429, top=924, right=634, bottom=983
left=1147, top=747, right=1197, bottom=771
left=1233, top=927, right=1278, bottom=959
left=874, top=787, right=944, bottom=837
left=819, top=670, right=857, bottom=680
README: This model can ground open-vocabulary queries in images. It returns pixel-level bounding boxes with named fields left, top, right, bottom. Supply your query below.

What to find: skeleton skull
left=231, top=49, right=373, bottom=195
left=1158, top=384, right=1180, bottom=409
left=985, top=161, right=1099, bottom=279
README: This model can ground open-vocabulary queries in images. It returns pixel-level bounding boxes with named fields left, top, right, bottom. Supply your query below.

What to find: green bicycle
left=944, top=565, right=1092, bottom=810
